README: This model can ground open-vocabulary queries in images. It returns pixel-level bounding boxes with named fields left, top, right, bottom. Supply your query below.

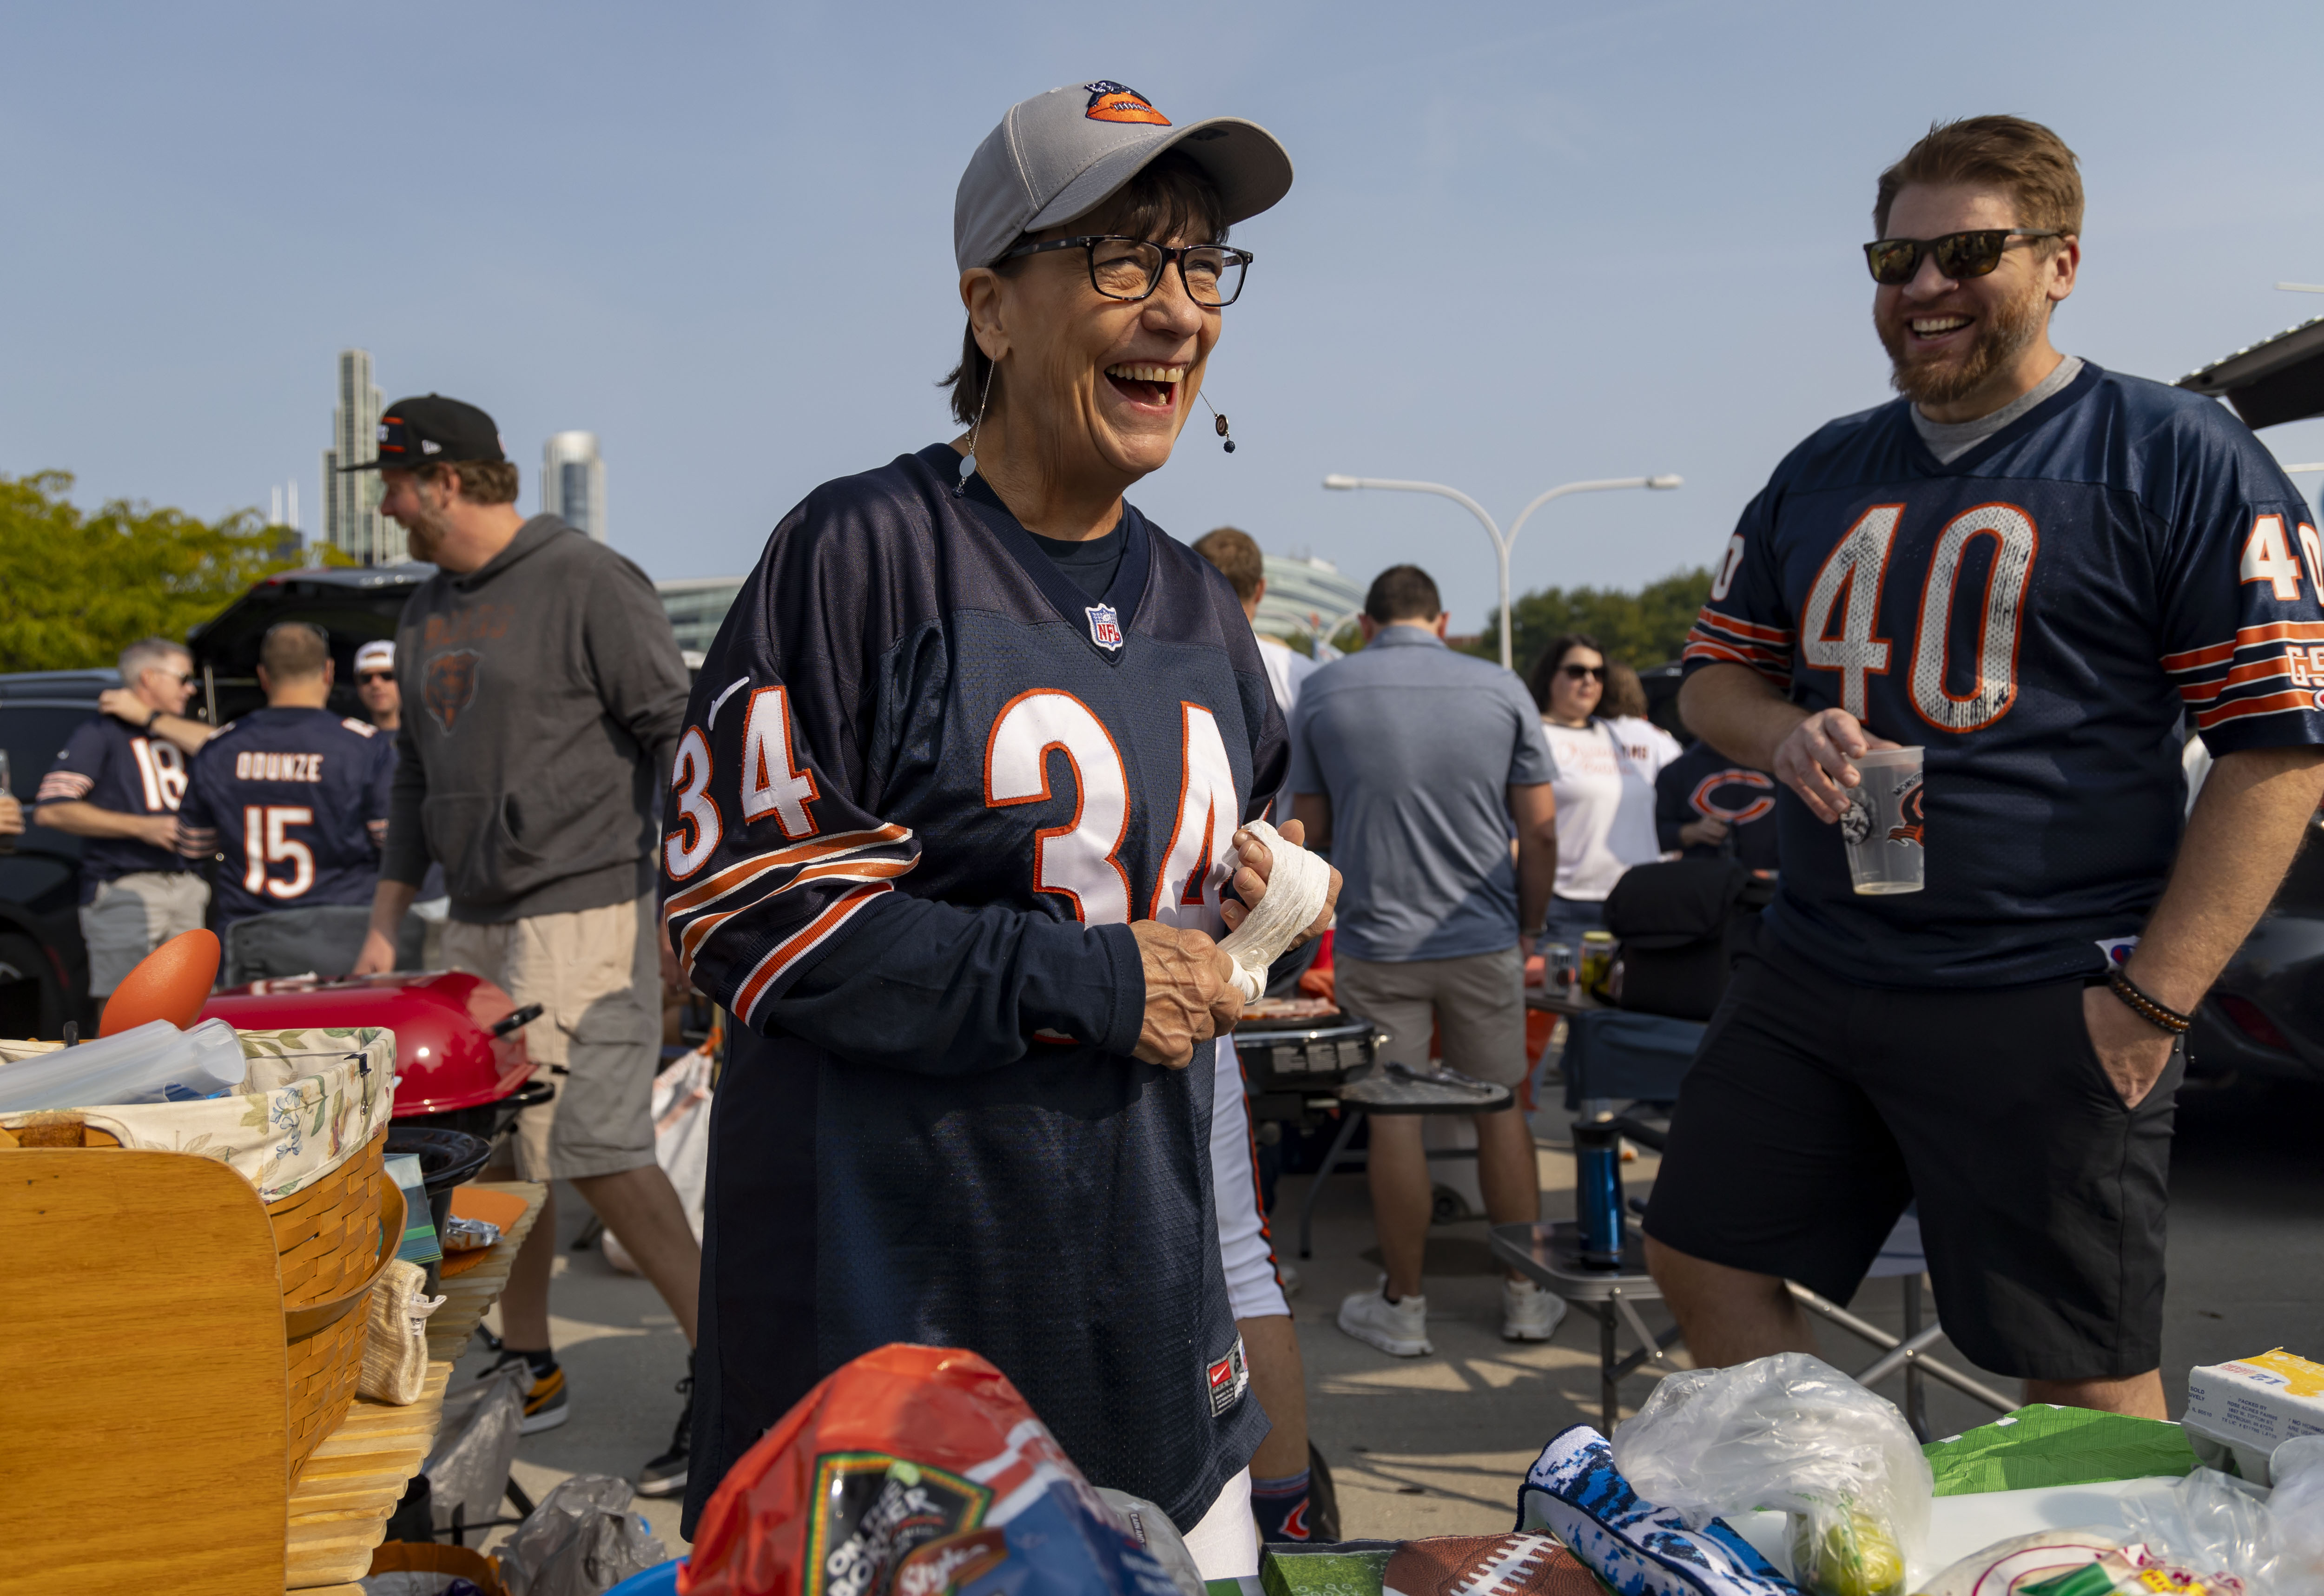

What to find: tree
left=0, top=471, right=337, bottom=673
left=1466, top=567, right=1714, bottom=679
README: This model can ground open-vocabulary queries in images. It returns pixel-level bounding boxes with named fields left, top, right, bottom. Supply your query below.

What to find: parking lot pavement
left=457, top=1186, right=695, bottom=1558
left=447, top=1071, right=2323, bottom=1557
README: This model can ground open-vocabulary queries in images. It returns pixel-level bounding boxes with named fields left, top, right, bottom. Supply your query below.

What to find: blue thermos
left=1573, top=1119, right=1626, bottom=1268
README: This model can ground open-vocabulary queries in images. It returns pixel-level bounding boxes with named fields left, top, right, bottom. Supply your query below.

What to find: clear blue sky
left=7, top=1, right=2322, bottom=633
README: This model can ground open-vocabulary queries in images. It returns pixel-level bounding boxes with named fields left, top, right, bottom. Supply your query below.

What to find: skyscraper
left=320, top=349, right=403, bottom=565
left=542, top=431, right=607, bottom=542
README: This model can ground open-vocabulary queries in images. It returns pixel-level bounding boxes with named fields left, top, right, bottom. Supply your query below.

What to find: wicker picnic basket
left=0, top=1025, right=402, bottom=1483
left=279, top=1126, right=402, bottom=1480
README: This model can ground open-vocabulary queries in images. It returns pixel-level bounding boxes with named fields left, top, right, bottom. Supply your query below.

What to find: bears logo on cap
left=1083, top=81, right=1169, bottom=126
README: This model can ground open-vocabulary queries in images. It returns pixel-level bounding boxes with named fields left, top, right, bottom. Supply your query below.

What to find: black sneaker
left=480, top=1348, right=570, bottom=1435
left=636, top=1356, right=693, bottom=1499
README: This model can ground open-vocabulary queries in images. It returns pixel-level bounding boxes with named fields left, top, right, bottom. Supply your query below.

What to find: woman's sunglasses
left=1560, top=664, right=1606, bottom=681
left=1862, top=229, right=2061, bottom=287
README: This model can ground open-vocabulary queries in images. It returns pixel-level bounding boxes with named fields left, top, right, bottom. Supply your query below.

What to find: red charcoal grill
left=200, top=971, right=552, bottom=1140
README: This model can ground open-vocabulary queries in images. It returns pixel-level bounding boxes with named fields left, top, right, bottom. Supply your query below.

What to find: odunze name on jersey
left=232, top=751, right=326, bottom=782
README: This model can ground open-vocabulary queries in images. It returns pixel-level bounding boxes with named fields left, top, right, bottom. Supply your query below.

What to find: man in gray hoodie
left=347, top=395, right=700, bottom=1496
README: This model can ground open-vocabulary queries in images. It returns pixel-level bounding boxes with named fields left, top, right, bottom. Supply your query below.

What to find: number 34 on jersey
left=662, top=683, right=1245, bottom=930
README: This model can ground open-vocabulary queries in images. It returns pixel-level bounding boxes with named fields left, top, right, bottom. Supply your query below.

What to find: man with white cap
left=354, top=639, right=402, bottom=732
left=666, top=81, right=1322, bottom=1571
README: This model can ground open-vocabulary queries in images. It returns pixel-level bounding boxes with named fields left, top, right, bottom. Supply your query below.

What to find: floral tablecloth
left=0, top=1025, right=396, bottom=1200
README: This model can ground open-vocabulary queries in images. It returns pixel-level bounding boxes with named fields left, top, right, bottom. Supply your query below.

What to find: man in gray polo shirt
left=1287, top=564, right=1564, bottom=1355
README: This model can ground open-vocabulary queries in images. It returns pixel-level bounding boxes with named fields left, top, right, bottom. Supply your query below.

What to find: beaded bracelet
left=2107, top=967, right=2192, bottom=1035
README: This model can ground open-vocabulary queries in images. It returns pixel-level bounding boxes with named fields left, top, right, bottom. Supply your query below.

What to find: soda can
left=1540, top=941, right=1578, bottom=992
left=1579, top=931, right=1616, bottom=998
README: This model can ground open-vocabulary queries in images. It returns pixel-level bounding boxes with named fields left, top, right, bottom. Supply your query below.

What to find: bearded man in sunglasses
left=1651, top=115, right=2324, bottom=1417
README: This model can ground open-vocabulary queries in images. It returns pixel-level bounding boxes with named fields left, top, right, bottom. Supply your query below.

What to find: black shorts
left=1642, top=927, right=2184, bottom=1381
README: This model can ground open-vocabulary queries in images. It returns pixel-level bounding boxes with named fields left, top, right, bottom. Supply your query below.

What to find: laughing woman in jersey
left=664, top=84, right=1333, bottom=1567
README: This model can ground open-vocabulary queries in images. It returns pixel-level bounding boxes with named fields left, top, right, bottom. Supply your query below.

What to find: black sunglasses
left=1560, top=664, right=1606, bottom=681
left=998, top=235, right=1254, bottom=307
left=357, top=671, right=395, bottom=685
left=1862, top=229, right=2063, bottom=286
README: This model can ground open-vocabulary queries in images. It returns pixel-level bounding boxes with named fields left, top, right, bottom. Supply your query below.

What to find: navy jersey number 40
left=1682, top=362, right=2324, bottom=988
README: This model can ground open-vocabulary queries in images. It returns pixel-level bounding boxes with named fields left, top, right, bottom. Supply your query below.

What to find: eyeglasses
left=357, top=671, right=395, bottom=685
left=1560, top=664, right=1606, bottom=681
left=998, top=236, right=1254, bottom=307
left=146, top=669, right=195, bottom=687
left=1862, top=229, right=2063, bottom=286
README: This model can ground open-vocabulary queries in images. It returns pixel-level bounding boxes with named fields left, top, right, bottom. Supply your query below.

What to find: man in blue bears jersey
left=178, top=623, right=397, bottom=929
left=1649, top=116, right=2324, bottom=1417
left=34, top=636, right=211, bottom=1010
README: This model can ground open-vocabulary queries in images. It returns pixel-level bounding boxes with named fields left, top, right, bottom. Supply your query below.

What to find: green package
left=1921, top=1405, right=2197, bottom=1497
left=1257, top=1543, right=1397, bottom=1596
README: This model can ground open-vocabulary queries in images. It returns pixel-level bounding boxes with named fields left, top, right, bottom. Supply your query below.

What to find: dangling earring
left=955, top=357, right=999, bottom=497
left=1200, top=391, right=1235, bottom=454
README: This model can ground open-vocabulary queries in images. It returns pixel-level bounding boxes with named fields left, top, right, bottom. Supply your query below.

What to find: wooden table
left=1524, top=983, right=1607, bottom=1016
left=429, top=1181, right=548, bottom=1363
left=297, top=1178, right=545, bottom=1592
left=286, top=1362, right=454, bottom=1592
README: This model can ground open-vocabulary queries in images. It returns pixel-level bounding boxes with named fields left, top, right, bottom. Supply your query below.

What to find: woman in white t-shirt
left=1525, top=634, right=1664, bottom=945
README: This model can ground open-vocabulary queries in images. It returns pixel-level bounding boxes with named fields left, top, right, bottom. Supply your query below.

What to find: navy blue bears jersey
left=178, top=707, right=398, bottom=925
left=1684, top=362, right=2324, bottom=987
left=34, top=715, right=196, bottom=902
left=666, top=445, right=1282, bottom=1537
left=1655, top=739, right=1781, bottom=871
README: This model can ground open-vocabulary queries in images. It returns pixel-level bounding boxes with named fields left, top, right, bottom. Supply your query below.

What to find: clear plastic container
left=1840, top=748, right=1926, bottom=895
left=0, top=1018, right=248, bottom=1114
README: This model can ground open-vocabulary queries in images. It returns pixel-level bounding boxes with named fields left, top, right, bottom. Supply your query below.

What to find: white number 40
left=2240, top=514, right=2322, bottom=601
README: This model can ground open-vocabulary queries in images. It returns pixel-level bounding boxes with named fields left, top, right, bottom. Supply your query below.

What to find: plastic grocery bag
left=2114, top=1467, right=2278, bottom=1595
left=1610, top=1352, right=1934, bottom=1596
left=2271, top=1436, right=2324, bottom=1596
left=680, top=1342, right=1184, bottom=1596
left=425, top=1362, right=528, bottom=1532
left=499, top=1474, right=667, bottom=1596
left=603, top=1047, right=713, bottom=1276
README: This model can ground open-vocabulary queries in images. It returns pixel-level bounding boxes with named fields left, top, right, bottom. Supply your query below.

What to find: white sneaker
left=1337, top=1277, right=1433, bottom=1356
left=1502, top=1278, right=1568, bottom=1342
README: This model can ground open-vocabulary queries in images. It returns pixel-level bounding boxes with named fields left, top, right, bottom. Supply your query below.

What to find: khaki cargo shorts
left=81, top=871, right=211, bottom=996
left=1334, top=945, right=1529, bottom=1087
left=442, top=892, right=660, bottom=1182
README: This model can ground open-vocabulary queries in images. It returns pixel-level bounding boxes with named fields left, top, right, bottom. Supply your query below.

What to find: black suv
left=0, top=669, right=116, bottom=1036
left=188, top=562, right=436, bottom=724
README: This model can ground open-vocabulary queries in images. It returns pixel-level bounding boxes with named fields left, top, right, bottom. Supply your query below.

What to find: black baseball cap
left=337, top=393, right=506, bottom=473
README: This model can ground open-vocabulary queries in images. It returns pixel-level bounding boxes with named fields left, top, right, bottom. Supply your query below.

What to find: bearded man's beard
left=388, top=495, right=456, bottom=560
left=1878, top=271, right=2049, bottom=409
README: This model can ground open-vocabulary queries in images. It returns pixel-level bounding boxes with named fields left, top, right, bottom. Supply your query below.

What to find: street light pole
left=1322, top=473, right=1683, bottom=671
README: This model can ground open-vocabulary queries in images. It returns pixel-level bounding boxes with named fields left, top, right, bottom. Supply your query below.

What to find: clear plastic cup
left=1839, top=746, right=1925, bottom=895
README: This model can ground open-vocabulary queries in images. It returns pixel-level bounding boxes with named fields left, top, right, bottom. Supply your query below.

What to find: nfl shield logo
left=1085, top=603, right=1124, bottom=651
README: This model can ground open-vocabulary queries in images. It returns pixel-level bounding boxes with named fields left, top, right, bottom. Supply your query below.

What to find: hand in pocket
left=2080, top=985, right=2176, bottom=1108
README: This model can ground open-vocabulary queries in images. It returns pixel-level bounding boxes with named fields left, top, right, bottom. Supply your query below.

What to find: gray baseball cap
left=953, top=80, right=1294, bottom=272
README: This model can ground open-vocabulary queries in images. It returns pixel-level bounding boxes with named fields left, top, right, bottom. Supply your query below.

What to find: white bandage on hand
left=1214, top=819, right=1334, bottom=1003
